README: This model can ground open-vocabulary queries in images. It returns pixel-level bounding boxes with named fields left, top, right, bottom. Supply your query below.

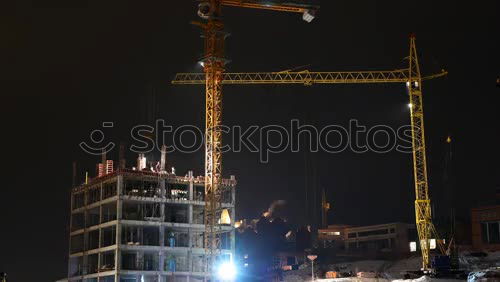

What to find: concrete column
left=159, top=177, right=166, bottom=275
left=187, top=249, right=193, bottom=278
left=189, top=175, right=194, bottom=223
left=187, top=171, right=195, bottom=276
left=188, top=171, right=194, bottom=201
left=115, top=175, right=123, bottom=281
left=159, top=250, right=166, bottom=273
left=117, top=175, right=123, bottom=196
left=137, top=251, right=143, bottom=271
left=97, top=182, right=103, bottom=272
left=161, top=175, right=166, bottom=198
left=160, top=178, right=166, bottom=223
left=188, top=205, right=193, bottom=225
left=98, top=205, right=103, bottom=272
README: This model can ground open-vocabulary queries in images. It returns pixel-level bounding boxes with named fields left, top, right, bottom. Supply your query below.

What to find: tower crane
left=174, top=31, right=447, bottom=270
left=190, top=0, right=319, bottom=278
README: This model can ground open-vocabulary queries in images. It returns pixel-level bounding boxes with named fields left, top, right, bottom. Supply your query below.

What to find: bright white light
left=408, top=103, right=413, bottom=108
left=218, top=262, right=237, bottom=280
left=409, top=241, right=417, bottom=252
left=199, top=61, right=205, bottom=67
left=430, top=239, right=436, bottom=250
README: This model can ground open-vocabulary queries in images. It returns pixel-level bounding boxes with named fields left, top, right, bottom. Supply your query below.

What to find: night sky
left=1, top=1, right=498, bottom=281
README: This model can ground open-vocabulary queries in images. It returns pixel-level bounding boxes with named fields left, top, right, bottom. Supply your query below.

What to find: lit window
left=219, top=209, right=231, bottom=225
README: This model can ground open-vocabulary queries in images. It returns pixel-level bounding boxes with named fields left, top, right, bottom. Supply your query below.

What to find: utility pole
left=307, top=255, right=317, bottom=281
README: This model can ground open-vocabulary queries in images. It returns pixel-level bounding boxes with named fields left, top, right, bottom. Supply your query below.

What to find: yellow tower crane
left=174, top=33, right=447, bottom=270
left=191, top=0, right=319, bottom=277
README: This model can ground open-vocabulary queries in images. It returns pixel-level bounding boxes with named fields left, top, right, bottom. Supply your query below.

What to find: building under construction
left=67, top=154, right=236, bottom=282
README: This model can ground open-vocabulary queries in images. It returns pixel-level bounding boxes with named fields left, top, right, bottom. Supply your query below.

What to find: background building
left=471, top=186, right=500, bottom=252
left=68, top=159, right=236, bottom=282
left=318, top=223, right=416, bottom=259
left=471, top=205, right=500, bottom=251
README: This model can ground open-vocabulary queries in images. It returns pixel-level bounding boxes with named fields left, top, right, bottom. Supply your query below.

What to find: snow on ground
left=283, top=252, right=500, bottom=281
left=459, top=251, right=500, bottom=271
left=315, top=278, right=462, bottom=282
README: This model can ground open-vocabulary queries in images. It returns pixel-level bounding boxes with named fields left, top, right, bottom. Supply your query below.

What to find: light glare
left=218, top=262, right=236, bottom=280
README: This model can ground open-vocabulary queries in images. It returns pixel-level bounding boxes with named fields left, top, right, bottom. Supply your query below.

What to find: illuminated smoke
left=262, top=200, right=286, bottom=218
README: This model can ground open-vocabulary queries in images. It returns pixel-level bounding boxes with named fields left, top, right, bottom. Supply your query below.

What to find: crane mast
left=199, top=0, right=225, bottom=276
left=176, top=35, right=444, bottom=270
left=408, top=35, right=432, bottom=270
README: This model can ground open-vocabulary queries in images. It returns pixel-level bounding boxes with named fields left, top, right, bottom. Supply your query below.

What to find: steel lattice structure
left=175, top=35, right=445, bottom=270
left=173, top=69, right=446, bottom=85
left=191, top=1, right=319, bottom=279
left=198, top=0, right=226, bottom=276
left=408, top=35, right=432, bottom=270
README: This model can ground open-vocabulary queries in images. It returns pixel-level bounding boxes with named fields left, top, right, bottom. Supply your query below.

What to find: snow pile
left=316, top=276, right=463, bottom=282
left=317, top=278, right=389, bottom=282
left=467, top=268, right=500, bottom=281
left=315, top=277, right=462, bottom=282
left=460, top=251, right=500, bottom=270
left=392, top=276, right=461, bottom=282
left=283, top=251, right=500, bottom=281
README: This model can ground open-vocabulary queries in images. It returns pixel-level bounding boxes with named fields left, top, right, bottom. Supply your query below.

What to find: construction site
left=1, top=1, right=498, bottom=282
left=63, top=1, right=497, bottom=281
